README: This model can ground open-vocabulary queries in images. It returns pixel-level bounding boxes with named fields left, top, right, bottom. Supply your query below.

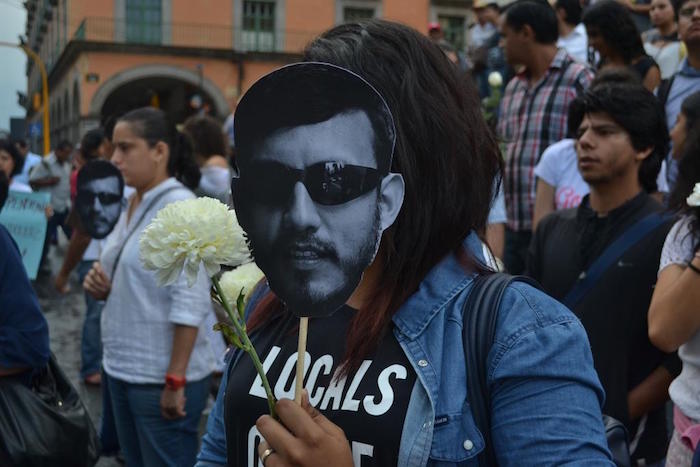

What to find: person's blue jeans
left=77, top=260, right=103, bottom=378
left=40, top=209, right=72, bottom=269
left=106, top=372, right=211, bottom=467
left=99, top=368, right=121, bottom=456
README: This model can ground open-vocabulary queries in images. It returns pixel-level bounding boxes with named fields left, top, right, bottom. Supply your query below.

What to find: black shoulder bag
left=0, top=354, right=100, bottom=466
left=462, top=273, right=631, bottom=467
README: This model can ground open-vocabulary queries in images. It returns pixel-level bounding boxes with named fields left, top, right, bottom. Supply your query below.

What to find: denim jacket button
left=418, top=359, right=429, bottom=367
left=463, top=439, right=474, bottom=451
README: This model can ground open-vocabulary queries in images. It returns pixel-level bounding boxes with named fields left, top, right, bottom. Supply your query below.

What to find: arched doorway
left=90, top=64, right=230, bottom=126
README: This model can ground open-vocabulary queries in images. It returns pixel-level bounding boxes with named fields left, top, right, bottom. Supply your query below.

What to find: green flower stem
left=212, top=277, right=277, bottom=419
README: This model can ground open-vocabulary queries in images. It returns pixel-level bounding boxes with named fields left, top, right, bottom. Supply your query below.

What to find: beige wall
left=80, top=51, right=240, bottom=115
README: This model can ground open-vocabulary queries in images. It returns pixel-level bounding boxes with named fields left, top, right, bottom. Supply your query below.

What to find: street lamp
left=0, top=41, right=50, bottom=156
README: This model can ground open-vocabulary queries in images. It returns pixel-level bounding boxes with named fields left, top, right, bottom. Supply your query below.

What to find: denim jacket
left=196, top=233, right=614, bottom=466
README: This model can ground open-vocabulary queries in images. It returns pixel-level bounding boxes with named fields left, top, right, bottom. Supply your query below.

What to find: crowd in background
left=2, top=0, right=700, bottom=465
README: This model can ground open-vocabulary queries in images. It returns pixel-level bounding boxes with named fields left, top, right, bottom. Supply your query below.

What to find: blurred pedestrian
left=84, top=107, right=218, bottom=467
left=30, top=139, right=74, bottom=273
left=497, top=0, right=593, bottom=273
left=658, top=0, right=700, bottom=191
left=13, top=138, right=41, bottom=187
left=584, top=0, right=662, bottom=91
left=0, top=139, right=31, bottom=193
left=554, top=0, right=590, bottom=64
left=182, top=115, right=231, bottom=203
left=644, top=0, right=685, bottom=79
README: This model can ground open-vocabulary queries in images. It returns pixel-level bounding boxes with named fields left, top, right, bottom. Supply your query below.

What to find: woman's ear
left=153, top=141, right=169, bottom=166
left=378, top=173, right=405, bottom=232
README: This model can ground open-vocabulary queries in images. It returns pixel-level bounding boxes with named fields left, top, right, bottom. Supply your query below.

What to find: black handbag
left=462, top=273, right=631, bottom=467
left=0, top=354, right=100, bottom=467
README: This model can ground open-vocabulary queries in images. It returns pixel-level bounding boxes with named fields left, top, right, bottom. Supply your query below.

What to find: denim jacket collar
left=392, top=232, right=484, bottom=339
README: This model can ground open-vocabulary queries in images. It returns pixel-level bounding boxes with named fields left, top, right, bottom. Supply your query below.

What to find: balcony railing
left=72, top=17, right=319, bottom=54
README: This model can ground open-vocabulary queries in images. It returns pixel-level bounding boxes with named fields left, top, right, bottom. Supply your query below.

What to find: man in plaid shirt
left=497, top=0, right=593, bottom=273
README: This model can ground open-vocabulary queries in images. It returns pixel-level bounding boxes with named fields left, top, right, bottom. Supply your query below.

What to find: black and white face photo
left=233, top=63, right=404, bottom=318
left=76, top=160, right=124, bottom=239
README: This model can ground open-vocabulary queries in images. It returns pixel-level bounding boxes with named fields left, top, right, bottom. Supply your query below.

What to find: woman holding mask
left=84, top=107, right=218, bottom=467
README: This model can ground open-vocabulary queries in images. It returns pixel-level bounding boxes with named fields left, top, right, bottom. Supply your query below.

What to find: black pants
left=504, top=228, right=532, bottom=275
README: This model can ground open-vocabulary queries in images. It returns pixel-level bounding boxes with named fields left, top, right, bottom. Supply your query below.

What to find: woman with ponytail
left=83, top=107, right=218, bottom=467
left=648, top=91, right=700, bottom=466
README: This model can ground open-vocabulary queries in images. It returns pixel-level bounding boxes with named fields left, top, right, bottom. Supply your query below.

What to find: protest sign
left=0, top=190, right=50, bottom=279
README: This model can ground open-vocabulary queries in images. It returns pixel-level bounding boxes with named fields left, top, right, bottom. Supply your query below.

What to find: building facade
left=23, top=0, right=472, bottom=153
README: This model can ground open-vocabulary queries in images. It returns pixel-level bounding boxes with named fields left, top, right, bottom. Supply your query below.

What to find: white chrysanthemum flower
left=688, top=183, right=700, bottom=207
left=219, top=262, right=265, bottom=307
left=140, top=197, right=250, bottom=287
left=488, top=71, right=503, bottom=88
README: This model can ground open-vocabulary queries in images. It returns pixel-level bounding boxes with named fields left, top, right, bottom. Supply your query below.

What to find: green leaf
left=213, top=322, right=243, bottom=349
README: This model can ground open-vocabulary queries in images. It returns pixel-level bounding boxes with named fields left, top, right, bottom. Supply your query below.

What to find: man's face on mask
left=234, top=111, right=385, bottom=317
left=76, top=176, right=122, bottom=239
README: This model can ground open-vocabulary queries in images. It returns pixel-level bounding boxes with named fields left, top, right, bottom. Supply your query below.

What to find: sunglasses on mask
left=233, top=160, right=384, bottom=206
left=77, top=191, right=122, bottom=206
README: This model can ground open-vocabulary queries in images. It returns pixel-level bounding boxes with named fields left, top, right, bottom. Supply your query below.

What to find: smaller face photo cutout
left=76, top=160, right=124, bottom=239
left=232, top=62, right=405, bottom=318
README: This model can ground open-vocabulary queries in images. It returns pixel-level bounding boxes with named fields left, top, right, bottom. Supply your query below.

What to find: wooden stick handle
left=294, top=317, right=309, bottom=404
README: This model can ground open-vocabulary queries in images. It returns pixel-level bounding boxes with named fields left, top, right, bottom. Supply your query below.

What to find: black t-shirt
left=527, top=192, right=679, bottom=463
left=224, top=305, right=416, bottom=467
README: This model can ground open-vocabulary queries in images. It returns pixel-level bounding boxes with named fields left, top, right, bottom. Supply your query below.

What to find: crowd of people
left=2, top=0, right=700, bottom=465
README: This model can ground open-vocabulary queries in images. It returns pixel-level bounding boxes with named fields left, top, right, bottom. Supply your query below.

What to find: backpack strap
left=562, top=212, right=671, bottom=309
left=657, top=74, right=676, bottom=108
left=462, top=273, right=541, bottom=466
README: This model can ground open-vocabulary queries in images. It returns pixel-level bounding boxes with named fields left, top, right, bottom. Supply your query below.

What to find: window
left=242, top=1, right=276, bottom=51
left=438, top=14, right=466, bottom=51
left=126, top=0, right=162, bottom=45
left=343, top=6, right=374, bottom=22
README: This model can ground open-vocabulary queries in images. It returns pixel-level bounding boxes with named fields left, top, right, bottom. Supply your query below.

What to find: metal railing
left=71, top=17, right=319, bottom=53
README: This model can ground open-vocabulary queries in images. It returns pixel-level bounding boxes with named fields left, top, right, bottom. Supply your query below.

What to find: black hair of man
left=14, top=138, right=28, bottom=149
left=77, top=160, right=124, bottom=194
left=555, top=0, right=583, bottom=26
left=504, top=0, right=560, bottom=44
left=0, top=138, right=24, bottom=176
left=55, top=139, right=73, bottom=152
left=80, top=128, right=106, bottom=162
left=568, top=82, right=669, bottom=193
left=234, top=62, right=396, bottom=174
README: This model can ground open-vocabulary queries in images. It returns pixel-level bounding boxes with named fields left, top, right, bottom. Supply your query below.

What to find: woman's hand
left=255, top=391, right=353, bottom=467
left=82, top=262, right=111, bottom=300
left=160, top=386, right=187, bottom=419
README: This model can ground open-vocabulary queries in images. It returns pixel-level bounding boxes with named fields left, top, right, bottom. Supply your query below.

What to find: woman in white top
left=648, top=91, right=700, bottom=466
left=0, top=139, right=32, bottom=193
left=183, top=115, right=232, bottom=204
left=83, top=107, right=218, bottom=467
left=643, top=0, right=685, bottom=79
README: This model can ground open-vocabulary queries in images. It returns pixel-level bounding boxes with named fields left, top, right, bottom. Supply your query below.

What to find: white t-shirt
left=534, top=139, right=589, bottom=210
left=535, top=139, right=669, bottom=211
left=659, top=215, right=700, bottom=420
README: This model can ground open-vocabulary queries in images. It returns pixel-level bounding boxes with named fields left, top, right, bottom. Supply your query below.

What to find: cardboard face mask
left=232, top=62, right=404, bottom=318
left=75, top=160, right=124, bottom=239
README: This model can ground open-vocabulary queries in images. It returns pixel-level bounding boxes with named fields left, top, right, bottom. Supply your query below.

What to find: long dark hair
left=669, top=91, right=700, bottom=250
left=583, top=0, right=647, bottom=64
left=249, top=19, right=502, bottom=374
left=117, top=107, right=201, bottom=190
